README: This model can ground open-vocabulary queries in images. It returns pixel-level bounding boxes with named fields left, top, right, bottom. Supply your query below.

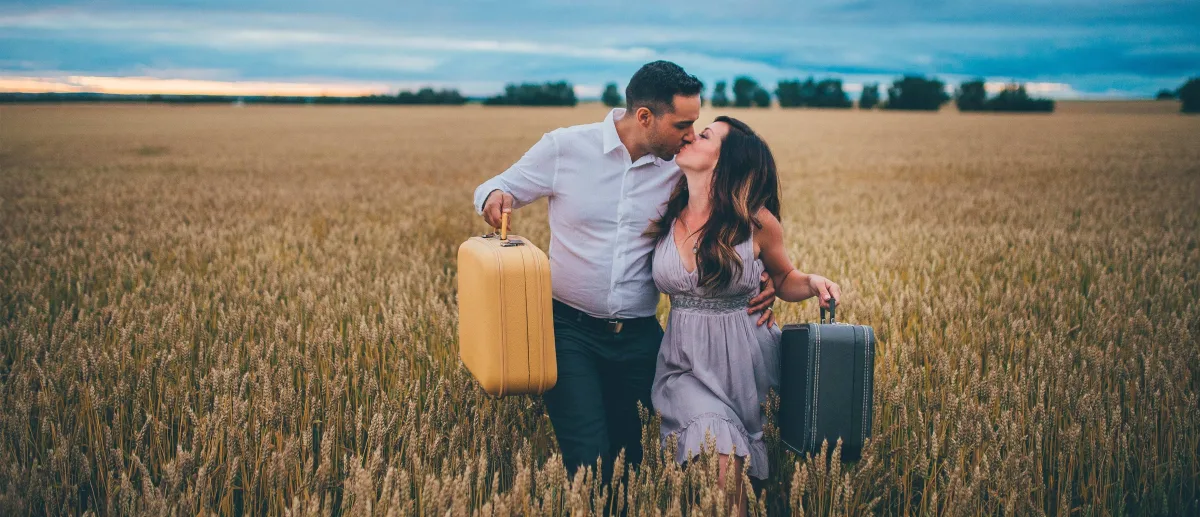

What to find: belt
left=552, top=300, right=656, bottom=334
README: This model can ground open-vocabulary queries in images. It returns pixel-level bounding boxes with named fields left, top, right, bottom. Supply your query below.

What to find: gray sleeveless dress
left=650, top=222, right=783, bottom=480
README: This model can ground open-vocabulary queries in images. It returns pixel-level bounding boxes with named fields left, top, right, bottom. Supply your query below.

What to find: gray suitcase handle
left=819, top=297, right=837, bottom=324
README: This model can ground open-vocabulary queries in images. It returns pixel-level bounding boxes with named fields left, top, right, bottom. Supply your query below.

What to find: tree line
left=483, top=81, right=577, bottom=106
left=603, top=75, right=1067, bottom=113
left=5, top=76, right=1197, bottom=113
left=0, top=82, right=577, bottom=107
left=1156, top=77, right=1200, bottom=113
left=0, top=87, right=468, bottom=105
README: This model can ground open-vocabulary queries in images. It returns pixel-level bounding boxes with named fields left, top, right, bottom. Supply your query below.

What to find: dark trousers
left=542, top=301, right=663, bottom=485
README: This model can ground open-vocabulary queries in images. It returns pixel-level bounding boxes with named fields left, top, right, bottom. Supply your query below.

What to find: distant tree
left=777, top=78, right=850, bottom=108
left=484, top=81, right=577, bottom=106
left=391, top=88, right=465, bottom=105
left=1180, top=77, right=1200, bottom=113
left=952, top=80, right=1053, bottom=113
left=858, top=83, right=880, bottom=109
left=776, top=79, right=805, bottom=107
left=601, top=82, right=623, bottom=107
left=711, top=81, right=730, bottom=107
left=440, top=89, right=467, bottom=105
left=884, top=75, right=950, bottom=111
left=813, top=79, right=851, bottom=108
left=752, top=86, right=771, bottom=108
left=732, top=76, right=760, bottom=107
left=984, top=84, right=1055, bottom=112
left=1155, top=89, right=1177, bottom=100
left=955, top=79, right=988, bottom=112
left=799, top=79, right=818, bottom=107
left=416, top=88, right=439, bottom=104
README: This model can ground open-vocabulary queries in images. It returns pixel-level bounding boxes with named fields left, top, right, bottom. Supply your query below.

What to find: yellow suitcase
left=457, top=213, right=556, bottom=396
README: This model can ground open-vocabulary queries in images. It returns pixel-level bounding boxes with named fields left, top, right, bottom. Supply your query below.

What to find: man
left=473, top=61, right=776, bottom=483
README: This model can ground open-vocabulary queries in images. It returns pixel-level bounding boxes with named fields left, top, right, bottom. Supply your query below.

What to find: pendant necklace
left=680, top=208, right=701, bottom=255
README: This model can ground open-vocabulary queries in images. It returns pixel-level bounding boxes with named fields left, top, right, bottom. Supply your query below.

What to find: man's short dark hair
left=625, top=61, right=703, bottom=114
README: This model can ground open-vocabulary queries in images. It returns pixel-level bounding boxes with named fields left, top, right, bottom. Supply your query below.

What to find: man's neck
left=614, top=112, right=652, bottom=162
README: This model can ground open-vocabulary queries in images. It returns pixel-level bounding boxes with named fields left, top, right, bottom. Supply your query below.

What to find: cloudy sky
left=1, top=0, right=1197, bottom=99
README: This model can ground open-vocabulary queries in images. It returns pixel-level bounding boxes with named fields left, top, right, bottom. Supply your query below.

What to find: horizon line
left=0, top=74, right=1165, bottom=101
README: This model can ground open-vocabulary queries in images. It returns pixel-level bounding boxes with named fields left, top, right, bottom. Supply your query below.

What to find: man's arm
left=748, top=272, right=778, bottom=327
left=473, top=132, right=558, bottom=226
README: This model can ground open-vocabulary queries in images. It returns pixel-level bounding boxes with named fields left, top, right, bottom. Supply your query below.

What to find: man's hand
left=808, top=275, right=842, bottom=308
left=482, top=189, right=515, bottom=229
left=748, top=271, right=777, bottom=327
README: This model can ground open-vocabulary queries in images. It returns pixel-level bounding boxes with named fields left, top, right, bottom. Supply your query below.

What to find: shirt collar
left=603, top=108, right=667, bottom=166
left=602, top=108, right=624, bottom=155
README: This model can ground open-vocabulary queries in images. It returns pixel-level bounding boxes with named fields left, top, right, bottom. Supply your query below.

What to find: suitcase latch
left=482, top=232, right=525, bottom=246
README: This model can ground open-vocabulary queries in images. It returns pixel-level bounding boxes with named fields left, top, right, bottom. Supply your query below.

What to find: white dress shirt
left=474, top=108, right=681, bottom=319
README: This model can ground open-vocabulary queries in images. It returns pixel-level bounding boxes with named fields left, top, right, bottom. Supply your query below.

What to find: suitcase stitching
left=532, top=242, right=548, bottom=394
left=864, top=326, right=873, bottom=446
left=864, top=328, right=873, bottom=448
left=493, top=242, right=507, bottom=397
left=520, top=243, right=533, bottom=393
left=811, top=324, right=821, bottom=451
left=802, top=326, right=813, bottom=455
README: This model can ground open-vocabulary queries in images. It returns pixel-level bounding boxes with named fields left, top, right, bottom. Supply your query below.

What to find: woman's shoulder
left=751, top=208, right=782, bottom=257
left=752, top=208, right=782, bottom=239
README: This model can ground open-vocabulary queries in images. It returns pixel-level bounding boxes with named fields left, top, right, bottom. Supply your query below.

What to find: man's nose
left=683, top=128, right=696, bottom=143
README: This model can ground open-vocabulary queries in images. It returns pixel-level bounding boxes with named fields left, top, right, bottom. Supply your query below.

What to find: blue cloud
left=1, top=1, right=1196, bottom=97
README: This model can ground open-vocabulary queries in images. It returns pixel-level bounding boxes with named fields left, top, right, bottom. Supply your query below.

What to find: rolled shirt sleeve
left=473, top=132, right=559, bottom=215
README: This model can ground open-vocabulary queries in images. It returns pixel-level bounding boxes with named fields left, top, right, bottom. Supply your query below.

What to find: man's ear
left=635, top=106, right=654, bottom=126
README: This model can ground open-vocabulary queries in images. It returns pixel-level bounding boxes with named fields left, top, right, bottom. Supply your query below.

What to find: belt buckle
left=606, top=320, right=624, bottom=333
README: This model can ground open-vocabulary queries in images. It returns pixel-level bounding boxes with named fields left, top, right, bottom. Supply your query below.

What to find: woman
left=646, top=116, right=841, bottom=511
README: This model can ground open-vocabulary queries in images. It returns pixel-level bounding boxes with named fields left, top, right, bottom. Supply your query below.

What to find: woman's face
left=674, top=121, right=729, bottom=172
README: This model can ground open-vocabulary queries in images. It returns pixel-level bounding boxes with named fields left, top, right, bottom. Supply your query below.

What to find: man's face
left=646, top=94, right=700, bottom=160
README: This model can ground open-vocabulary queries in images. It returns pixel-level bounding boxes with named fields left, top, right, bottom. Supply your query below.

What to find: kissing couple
left=473, top=60, right=841, bottom=511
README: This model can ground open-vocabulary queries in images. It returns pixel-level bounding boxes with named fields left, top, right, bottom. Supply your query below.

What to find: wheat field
left=0, top=103, right=1197, bottom=516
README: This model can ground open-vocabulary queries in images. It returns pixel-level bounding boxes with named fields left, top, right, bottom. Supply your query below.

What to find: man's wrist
left=485, top=188, right=504, bottom=206
left=478, top=188, right=502, bottom=214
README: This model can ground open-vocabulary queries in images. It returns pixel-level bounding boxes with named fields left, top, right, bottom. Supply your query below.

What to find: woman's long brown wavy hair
left=645, top=116, right=781, bottom=291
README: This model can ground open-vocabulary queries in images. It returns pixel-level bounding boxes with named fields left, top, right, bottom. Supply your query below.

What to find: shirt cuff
left=474, top=183, right=504, bottom=215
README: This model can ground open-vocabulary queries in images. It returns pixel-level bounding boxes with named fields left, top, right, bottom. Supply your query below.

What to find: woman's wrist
left=804, top=273, right=824, bottom=301
left=779, top=270, right=811, bottom=302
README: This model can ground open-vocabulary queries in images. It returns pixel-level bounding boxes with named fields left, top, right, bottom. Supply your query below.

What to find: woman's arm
left=755, top=209, right=841, bottom=305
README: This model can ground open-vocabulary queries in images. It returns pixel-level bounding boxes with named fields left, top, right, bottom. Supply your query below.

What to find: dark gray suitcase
left=779, top=299, right=875, bottom=461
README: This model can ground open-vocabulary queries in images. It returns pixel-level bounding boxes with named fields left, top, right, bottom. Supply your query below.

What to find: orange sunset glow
left=0, top=75, right=394, bottom=97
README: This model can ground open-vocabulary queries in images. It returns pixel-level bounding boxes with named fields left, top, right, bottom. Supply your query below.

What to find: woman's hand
left=808, top=275, right=842, bottom=308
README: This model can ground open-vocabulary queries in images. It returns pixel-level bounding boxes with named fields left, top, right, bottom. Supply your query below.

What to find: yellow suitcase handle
left=486, top=212, right=523, bottom=247
left=496, top=212, right=509, bottom=241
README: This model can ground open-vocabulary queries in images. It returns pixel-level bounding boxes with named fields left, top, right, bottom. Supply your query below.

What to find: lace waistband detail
left=670, top=295, right=748, bottom=313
